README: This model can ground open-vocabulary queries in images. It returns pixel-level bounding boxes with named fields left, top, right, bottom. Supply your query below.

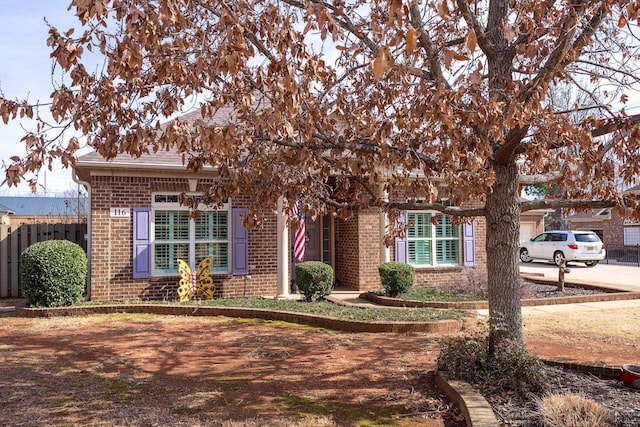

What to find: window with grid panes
left=152, top=194, right=230, bottom=275
left=407, top=212, right=460, bottom=266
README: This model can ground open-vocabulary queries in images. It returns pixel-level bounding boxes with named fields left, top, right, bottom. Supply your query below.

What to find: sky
left=0, top=0, right=81, bottom=195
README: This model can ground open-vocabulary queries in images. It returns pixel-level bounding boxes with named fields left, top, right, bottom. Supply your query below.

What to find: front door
left=303, top=218, right=321, bottom=261
left=291, top=217, right=326, bottom=282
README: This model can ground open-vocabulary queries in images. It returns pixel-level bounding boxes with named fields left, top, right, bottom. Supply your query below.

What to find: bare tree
left=2, top=0, right=640, bottom=350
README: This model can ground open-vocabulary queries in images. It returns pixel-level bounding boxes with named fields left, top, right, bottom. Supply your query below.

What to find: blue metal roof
left=0, top=196, right=86, bottom=217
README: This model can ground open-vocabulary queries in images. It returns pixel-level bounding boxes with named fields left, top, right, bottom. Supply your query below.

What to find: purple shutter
left=463, top=221, right=475, bottom=267
left=232, top=208, right=249, bottom=275
left=133, top=208, right=151, bottom=278
left=395, top=211, right=408, bottom=263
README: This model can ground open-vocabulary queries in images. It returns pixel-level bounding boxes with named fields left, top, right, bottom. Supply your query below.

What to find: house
left=72, top=147, right=489, bottom=301
left=0, top=203, right=13, bottom=225
left=564, top=184, right=640, bottom=249
left=0, top=196, right=87, bottom=227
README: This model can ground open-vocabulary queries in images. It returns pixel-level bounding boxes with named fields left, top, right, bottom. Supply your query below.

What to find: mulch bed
left=486, top=367, right=640, bottom=426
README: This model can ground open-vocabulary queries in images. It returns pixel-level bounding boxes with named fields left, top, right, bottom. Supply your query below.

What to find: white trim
left=406, top=211, right=462, bottom=267
left=151, top=192, right=231, bottom=276
left=276, top=196, right=290, bottom=299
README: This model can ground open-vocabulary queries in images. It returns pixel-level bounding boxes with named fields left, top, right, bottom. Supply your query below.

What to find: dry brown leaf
left=465, top=29, right=477, bottom=53
left=618, top=13, right=627, bottom=28
left=372, top=47, right=388, bottom=79
left=406, top=26, right=417, bottom=53
left=437, top=0, right=450, bottom=19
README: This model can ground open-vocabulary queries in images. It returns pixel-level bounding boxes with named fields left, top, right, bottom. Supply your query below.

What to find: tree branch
left=591, top=113, right=640, bottom=138
left=519, top=171, right=563, bottom=186
left=521, top=198, right=615, bottom=212
left=455, top=0, right=495, bottom=58
left=387, top=201, right=485, bottom=217
left=408, top=0, right=451, bottom=89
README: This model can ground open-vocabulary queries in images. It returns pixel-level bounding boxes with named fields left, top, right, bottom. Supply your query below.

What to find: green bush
left=20, top=240, right=87, bottom=307
left=378, top=262, right=415, bottom=297
left=295, top=261, right=334, bottom=302
left=437, top=334, right=548, bottom=397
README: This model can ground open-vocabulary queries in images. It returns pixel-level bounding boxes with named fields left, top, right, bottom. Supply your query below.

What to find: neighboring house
left=566, top=184, right=640, bottom=248
left=0, top=196, right=87, bottom=227
left=73, top=147, right=489, bottom=301
left=0, top=203, right=13, bottom=225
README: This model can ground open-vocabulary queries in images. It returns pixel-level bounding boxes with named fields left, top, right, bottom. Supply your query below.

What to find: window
left=407, top=212, right=460, bottom=266
left=624, top=227, right=640, bottom=246
left=152, top=194, right=230, bottom=275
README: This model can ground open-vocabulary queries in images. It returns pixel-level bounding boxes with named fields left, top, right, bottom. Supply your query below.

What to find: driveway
left=519, top=261, right=640, bottom=291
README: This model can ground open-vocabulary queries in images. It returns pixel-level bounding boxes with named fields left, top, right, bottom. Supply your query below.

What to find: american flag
left=292, top=194, right=305, bottom=262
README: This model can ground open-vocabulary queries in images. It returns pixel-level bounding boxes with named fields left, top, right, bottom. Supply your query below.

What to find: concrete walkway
left=520, top=262, right=640, bottom=292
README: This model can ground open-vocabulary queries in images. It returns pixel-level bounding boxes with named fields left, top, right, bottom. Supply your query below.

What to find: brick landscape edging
left=361, top=288, right=640, bottom=310
left=14, top=304, right=464, bottom=334
left=435, top=372, right=499, bottom=427
left=541, top=359, right=622, bottom=381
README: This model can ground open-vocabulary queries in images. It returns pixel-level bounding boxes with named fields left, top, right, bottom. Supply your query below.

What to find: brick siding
left=87, top=175, right=489, bottom=299
left=88, top=176, right=277, bottom=301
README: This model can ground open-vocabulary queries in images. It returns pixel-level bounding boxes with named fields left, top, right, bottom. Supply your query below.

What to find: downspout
left=73, top=171, right=92, bottom=300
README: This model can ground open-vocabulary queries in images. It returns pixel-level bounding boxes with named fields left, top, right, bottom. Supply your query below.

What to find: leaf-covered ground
left=0, top=314, right=465, bottom=426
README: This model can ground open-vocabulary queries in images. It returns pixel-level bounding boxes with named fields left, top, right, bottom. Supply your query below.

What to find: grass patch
left=381, top=287, right=484, bottom=302
left=70, top=296, right=468, bottom=322
left=194, top=298, right=467, bottom=321
left=274, top=394, right=402, bottom=426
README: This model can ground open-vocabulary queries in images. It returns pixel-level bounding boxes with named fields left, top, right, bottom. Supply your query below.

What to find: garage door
left=519, top=222, right=537, bottom=244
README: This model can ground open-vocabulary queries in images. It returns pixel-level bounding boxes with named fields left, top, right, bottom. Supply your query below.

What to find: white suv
left=519, top=230, right=606, bottom=267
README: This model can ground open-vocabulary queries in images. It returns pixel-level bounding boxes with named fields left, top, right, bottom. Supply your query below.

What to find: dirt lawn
left=0, top=313, right=463, bottom=427
left=1, top=302, right=639, bottom=426
left=522, top=306, right=640, bottom=365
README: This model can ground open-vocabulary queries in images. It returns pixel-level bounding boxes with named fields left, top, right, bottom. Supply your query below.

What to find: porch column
left=276, top=196, right=290, bottom=299
left=379, top=186, right=390, bottom=263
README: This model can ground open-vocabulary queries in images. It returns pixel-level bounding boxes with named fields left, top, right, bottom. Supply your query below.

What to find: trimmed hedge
left=295, top=261, right=334, bottom=302
left=20, top=240, right=87, bottom=307
left=378, top=262, right=415, bottom=297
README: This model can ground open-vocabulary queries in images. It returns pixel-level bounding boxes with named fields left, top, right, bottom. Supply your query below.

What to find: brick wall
left=386, top=191, right=489, bottom=290
left=334, top=215, right=360, bottom=289
left=333, top=209, right=384, bottom=291
left=89, top=176, right=277, bottom=301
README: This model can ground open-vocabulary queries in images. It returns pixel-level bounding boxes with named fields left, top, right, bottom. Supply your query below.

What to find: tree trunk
left=485, top=160, right=523, bottom=351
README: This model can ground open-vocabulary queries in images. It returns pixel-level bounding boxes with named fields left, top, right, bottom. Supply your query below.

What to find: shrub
left=437, top=333, right=548, bottom=397
left=534, top=393, right=614, bottom=427
left=295, top=261, right=334, bottom=302
left=20, top=240, right=87, bottom=307
left=378, top=262, right=415, bottom=297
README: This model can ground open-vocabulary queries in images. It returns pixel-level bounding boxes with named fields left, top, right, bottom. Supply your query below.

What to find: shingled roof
left=74, top=97, right=266, bottom=177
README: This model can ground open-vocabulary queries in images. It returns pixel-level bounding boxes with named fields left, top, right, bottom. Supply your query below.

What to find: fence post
left=9, top=226, right=19, bottom=297
left=1, top=225, right=8, bottom=298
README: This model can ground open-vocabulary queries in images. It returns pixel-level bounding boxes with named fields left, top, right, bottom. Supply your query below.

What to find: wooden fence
left=0, top=223, right=87, bottom=298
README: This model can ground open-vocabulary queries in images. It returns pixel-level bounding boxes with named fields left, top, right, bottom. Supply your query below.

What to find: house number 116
left=110, top=208, right=131, bottom=218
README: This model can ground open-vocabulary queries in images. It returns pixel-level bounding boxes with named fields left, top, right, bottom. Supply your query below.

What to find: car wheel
left=553, top=251, right=565, bottom=266
left=585, top=260, right=599, bottom=267
left=519, top=248, right=532, bottom=263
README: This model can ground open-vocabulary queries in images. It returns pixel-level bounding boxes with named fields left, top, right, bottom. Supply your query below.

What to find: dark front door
left=303, top=218, right=321, bottom=261
left=291, top=217, right=322, bottom=283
